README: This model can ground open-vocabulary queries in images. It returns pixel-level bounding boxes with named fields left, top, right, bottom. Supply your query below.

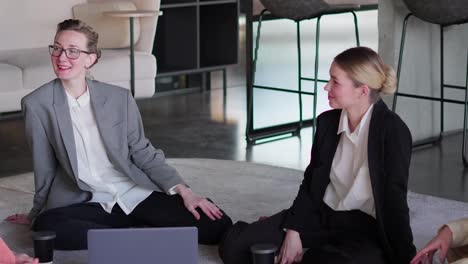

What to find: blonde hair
left=56, top=19, right=102, bottom=68
left=333, top=47, right=397, bottom=103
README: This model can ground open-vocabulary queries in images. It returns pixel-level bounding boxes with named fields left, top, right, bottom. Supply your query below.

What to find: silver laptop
left=88, top=227, right=198, bottom=264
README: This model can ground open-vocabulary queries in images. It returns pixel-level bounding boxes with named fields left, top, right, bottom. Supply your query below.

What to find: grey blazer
left=22, top=79, right=185, bottom=220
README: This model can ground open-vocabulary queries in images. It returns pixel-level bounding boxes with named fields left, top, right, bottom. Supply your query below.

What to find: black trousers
left=32, top=191, right=233, bottom=250
left=219, top=203, right=386, bottom=264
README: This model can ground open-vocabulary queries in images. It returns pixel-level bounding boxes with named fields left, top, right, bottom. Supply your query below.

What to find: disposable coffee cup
left=32, top=231, right=56, bottom=264
left=250, top=243, right=278, bottom=264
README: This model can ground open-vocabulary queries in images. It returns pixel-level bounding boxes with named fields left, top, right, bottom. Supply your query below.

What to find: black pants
left=219, top=203, right=386, bottom=264
left=32, top=191, right=233, bottom=250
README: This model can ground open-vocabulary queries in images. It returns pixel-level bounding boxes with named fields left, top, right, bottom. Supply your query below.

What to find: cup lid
left=250, top=243, right=278, bottom=254
left=32, top=231, right=56, bottom=240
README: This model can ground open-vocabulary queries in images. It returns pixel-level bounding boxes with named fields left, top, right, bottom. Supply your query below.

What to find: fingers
left=206, top=202, right=223, bottom=219
left=196, top=199, right=223, bottom=221
left=186, top=205, right=201, bottom=220
left=5, top=214, right=30, bottom=225
left=15, top=253, right=38, bottom=264
left=200, top=202, right=223, bottom=221
left=277, top=247, right=292, bottom=264
left=294, top=251, right=303, bottom=263
left=439, top=243, right=449, bottom=262
left=190, top=208, right=201, bottom=220
left=276, top=246, right=284, bottom=264
left=185, top=196, right=224, bottom=221
left=412, top=249, right=439, bottom=264
left=5, top=214, right=18, bottom=221
left=411, top=252, right=426, bottom=264
left=428, top=250, right=436, bottom=262
left=200, top=205, right=216, bottom=221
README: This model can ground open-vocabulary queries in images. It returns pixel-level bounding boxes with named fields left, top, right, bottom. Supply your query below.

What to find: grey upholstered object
left=402, top=0, right=468, bottom=26
left=259, top=0, right=358, bottom=21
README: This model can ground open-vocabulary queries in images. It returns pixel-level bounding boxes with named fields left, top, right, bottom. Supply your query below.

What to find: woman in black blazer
left=219, top=47, right=416, bottom=264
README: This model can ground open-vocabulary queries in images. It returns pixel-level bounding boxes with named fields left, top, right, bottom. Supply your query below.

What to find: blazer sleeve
left=382, top=113, right=416, bottom=263
left=22, top=99, right=58, bottom=221
left=125, top=91, right=185, bottom=192
left=447, top=218, right=468, bottom=247
left=282, top=115, right=323, bottom=234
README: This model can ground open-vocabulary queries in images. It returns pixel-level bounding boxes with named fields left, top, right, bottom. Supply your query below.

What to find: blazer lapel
left=315, top=110, right=341, bottom=203
left=53, top=80, right=79, bottom=182
left=88, top=80, right=110, bottom=144
left=367, top=100, right=387, bottom=213
left=88, top=81, right=121, bottom=166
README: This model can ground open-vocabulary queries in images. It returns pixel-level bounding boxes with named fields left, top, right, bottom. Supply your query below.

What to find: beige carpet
left=1, top=158, right=467, bottom=263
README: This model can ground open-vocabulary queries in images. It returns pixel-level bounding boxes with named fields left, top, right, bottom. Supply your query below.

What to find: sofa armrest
left=88, top=0, right=160, bottom=53
left=129, top=0, right=160, bottom=53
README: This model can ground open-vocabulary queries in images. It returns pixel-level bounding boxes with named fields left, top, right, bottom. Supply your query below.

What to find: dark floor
left=2, top=86, right=468, bottom=204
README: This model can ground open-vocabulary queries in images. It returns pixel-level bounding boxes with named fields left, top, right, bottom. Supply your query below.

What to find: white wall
left=379, top=0, right=468, bottom=141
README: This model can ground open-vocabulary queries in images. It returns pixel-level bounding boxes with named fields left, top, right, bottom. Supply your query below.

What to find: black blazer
left=282, top=100, right=416, bottom=263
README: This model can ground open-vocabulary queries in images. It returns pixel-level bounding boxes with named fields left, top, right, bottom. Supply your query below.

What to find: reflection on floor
left=1, top=11, right=468, bottom=205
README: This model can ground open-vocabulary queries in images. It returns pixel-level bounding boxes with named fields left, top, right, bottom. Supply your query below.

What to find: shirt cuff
left=446, top=219, right=468, bottom=247
left=167, top=184, right=190, bottom=195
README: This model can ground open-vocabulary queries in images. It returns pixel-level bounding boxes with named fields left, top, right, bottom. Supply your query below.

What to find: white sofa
left=0, top=0, right=159, bottom=113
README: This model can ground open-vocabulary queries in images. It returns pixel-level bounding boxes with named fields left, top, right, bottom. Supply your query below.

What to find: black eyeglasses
left=48, top=45, right=91, bottom=59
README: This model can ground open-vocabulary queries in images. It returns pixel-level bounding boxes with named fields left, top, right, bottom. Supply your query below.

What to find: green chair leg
left=297, top=21, right=303, bottom=129
left=463, top=52, right=468, bottom=166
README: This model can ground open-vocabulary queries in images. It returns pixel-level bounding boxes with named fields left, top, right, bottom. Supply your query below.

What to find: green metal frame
left=246, top=9, right=360, bottom=144
left=130, top=17, right=135, bottom=97
left=392, top=13, right=468, bottom=166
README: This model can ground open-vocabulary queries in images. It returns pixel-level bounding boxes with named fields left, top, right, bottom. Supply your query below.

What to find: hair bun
left=381, top=65, right=397, bottom=94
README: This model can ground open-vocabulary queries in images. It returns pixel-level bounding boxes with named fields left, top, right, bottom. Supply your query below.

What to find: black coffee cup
left=32, top=231, right=56, bottom=263
left=250, top=243, right=278, bottom=264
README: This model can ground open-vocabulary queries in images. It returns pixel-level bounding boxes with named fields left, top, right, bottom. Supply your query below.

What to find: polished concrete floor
left=2, top=11, right=468, bottom=204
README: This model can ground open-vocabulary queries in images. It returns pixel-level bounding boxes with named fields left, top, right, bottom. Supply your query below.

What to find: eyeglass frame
left=48, top=45, right=93, bottom=60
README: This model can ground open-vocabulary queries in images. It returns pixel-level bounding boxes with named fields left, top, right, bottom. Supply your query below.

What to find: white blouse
left=66, top=88, right=154, bottom=215
left=323, top=105, right=376, bottom=218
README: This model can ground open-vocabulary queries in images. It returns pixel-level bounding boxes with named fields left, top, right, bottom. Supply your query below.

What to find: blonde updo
left=333, top=47, right=397, bottom=102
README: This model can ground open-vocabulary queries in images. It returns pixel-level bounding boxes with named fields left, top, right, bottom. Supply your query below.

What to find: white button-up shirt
left=323, top=105, right=376, bottom=218
left=66, top=88, right=155, bottom=214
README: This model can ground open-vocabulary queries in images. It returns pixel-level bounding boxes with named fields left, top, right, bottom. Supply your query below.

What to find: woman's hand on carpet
left=277, top=229, right=303, bottom=264
left=15, top=253, right=39, bottom=264
left=176, top=185, right=223, bottom=221
left=5, top=214, right=30, bottom=225
left=411, top=225, right=453, bottom=264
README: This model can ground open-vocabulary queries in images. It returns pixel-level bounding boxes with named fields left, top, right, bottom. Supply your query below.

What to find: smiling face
left=51, top=30, right=96, bottom=82
left=324, top=62, right=368, bottom=110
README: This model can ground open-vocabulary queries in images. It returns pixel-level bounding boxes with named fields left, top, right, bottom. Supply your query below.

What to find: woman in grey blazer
left=6, top=19, right=232, bottom=250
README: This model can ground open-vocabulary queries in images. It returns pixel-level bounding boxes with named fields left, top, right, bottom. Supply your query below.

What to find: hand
left=5, top=214, right=30, bottom=225
left=411, top=225, right=453, bottom=264
left=176, top=185, right=223, bottom=221
left=15, top=253, right=39, bottom=264
left=277, top=229, right=303, bottom=264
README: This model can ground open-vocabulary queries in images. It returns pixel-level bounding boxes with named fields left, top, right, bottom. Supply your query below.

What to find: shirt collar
left=65, top=86, right=90, bottom=109
left=337, top=104, right=374, bottom=139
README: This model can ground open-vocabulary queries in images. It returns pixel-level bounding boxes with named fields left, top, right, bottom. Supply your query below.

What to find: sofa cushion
left=0, top=48, right=56, bottom=92
left=0, top=48, right=155, bottom=92
left=91, top=49, right=156, bottom=82
left=73, top=1, right=141, bottom=49
left=0, top=63, right=27, bottom=112
left=0, top=64, right=23, bottom=93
